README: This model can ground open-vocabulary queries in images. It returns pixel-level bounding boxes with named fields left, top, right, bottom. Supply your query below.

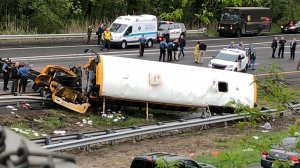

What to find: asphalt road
left=0, top=34, right=299, bottom=168
left=0, top=33, right=300, bottom=75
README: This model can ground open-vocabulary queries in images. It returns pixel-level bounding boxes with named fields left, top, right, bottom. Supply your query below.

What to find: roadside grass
left=45, top=115, right=66, bottom=129
left=195, top=130, right=289, bottom=168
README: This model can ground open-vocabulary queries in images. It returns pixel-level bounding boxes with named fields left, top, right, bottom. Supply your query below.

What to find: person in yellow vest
left=103, top=28, right=112, bottom=52
left=194, top=42, right=200, bottom=63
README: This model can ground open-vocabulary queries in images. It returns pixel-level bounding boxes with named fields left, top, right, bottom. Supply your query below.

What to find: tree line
left=1, top=0, right=300, bottom=34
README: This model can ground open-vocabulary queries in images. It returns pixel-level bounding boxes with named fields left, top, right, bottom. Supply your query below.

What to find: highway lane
left=0, top=35, right=299, bottom=168
left=0, top=34, right=299, bottom=74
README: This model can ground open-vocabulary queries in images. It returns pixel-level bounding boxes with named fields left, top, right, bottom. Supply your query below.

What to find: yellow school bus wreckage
left=32, top=49, right=257, bottom=114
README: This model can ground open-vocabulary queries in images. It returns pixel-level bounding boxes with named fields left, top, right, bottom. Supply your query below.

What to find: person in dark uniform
left=290, top=38, right=297, bottom=60
left=278, top=36, right=286, bottom=58
left=167, top=40, right=174, bottom=61
left=159, top=38, right=167, bottom=62
left=2, top=60, right=10, bottom=91
left=10, top=62, right=20, bottom=94
left=138, top=34, right=146, bottom=57
left=97, top=23, right=104, bottom=45
left=173, top=39, right=179, bottom=61
left=271, top=37, right=278, bottom=58
left=18, top=65, right=31, bottom=93
left=178, top=35, right=186, bottom=57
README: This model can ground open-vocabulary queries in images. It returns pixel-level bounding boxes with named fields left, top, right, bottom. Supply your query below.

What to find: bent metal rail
left=40, top=104, right=300, bottom=151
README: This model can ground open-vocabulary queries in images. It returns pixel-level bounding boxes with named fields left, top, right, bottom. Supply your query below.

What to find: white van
left=109, top=14, right=157, bottom=49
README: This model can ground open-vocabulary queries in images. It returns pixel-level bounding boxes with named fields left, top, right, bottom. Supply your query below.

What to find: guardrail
left=0, top=95, right=51, bottom=108
left=0, top=28, right=207, bottom=44
left=41, top=103, right=300, bottom=151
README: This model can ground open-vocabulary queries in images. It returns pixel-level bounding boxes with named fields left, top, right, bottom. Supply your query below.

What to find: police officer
left=167, top=40, right=174, bottom=61
left=173, top=39, right=179, bottom=61
left=2, top=60, right=10, bottom=91
left=138, top=34, right=146, bottom=57
left=271, top=37, right=278, bottom=58
left=18, top=64, right=31, bottom=93
left=290, top=38, right=297, bottom=60
left=278, top=36, right=286, bottom=58
left=159, top=38, right=167, bottom=62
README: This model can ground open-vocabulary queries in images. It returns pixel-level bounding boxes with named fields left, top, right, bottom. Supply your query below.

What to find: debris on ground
left=252, top=136, right=259, bottom=140
left=260, top=122, right=272, bottom=130
left=53, top=130, right=66, bottom=135
left=76, top=118, right=93, bottom=127
left=11, top=128, right=45, bottom=137
left=101, top=110, right=126, bottom=122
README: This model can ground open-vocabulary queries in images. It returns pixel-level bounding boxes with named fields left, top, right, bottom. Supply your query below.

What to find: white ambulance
left=109, top=14, right=157, bottom=49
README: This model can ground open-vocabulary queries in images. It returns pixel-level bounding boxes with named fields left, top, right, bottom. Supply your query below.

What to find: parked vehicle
left=130, top=152, right=216, bottom=168
left=217, top=7, right=271, bottom=37
left=109, top=14, right=157, bottom=49
left=261, top=136, right=300, bottom=168
left=281, top=20, right=300, bottom=33
left=157, top=21, right=186, bottom=42
left=208, top=48, right=249, bottom=72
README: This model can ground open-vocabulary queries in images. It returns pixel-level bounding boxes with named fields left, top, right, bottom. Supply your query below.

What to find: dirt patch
left=66, top=115, right=300, bottom=168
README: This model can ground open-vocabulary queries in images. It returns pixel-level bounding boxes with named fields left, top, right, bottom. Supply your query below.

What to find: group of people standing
left=1, top=60, right=31, bottom=93
left=87, top=23, right=112, bottom=51
left=271, top=36, right=297, bottom=60
left=158, top=34, right=186, bottom=62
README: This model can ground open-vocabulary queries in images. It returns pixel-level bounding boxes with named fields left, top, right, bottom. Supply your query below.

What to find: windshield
left=110, top=23, right=128, bottom=33
left=215, top=52, right=238, bottom=61
left=158, top=24, right=170, bottom=30
left=221, top=12, right=240, bottom=21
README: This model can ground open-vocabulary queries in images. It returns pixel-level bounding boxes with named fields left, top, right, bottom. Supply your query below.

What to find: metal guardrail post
left=157, top=122, right=164, bottom=137
left=45, top=137, right=52, bottom=145
left=77, top=133, right=87, bottom=150
left=106, top=129, right=115, bottom=145
left=132, top=126, right=140, bottom=142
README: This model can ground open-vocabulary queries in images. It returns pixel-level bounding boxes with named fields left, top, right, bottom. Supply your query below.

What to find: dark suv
left=130, top=152, right=215, bottom=168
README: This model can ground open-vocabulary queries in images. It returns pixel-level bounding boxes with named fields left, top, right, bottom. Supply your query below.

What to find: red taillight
left=290, top=21, right=294, bottom=26
left=262, top=150, right=268, bottom=157
left=290, top=155, right=299, bottom=163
